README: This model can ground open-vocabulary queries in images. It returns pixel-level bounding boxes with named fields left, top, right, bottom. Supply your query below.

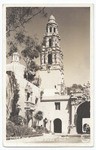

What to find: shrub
left=10, top=115, right=25, bottom=126
left=35, top=126, right=50, bottom=134
left=6, top=120, right=15, bottom=137
left=6, top=120, right=42, bottom=138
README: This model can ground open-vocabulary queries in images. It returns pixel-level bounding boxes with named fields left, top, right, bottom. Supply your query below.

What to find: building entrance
left=76, top=101, right=90, bottom=133
left=54, top=118, right=62, bottom=133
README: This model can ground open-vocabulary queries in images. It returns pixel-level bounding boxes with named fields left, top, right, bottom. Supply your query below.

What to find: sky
left=7, top=7, right=90, bottom=87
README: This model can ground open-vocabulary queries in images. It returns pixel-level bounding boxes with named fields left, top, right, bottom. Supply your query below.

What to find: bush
left=10, top=115, right=25, bottom=126
left=6, top=120, right=42, bottom=138
left=6, top=120, right=15, bottom=137
left=35, top=126, right=50, bottom=134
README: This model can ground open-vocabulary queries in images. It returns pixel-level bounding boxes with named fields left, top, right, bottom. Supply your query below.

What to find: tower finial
left=48, top=15, right=56, bottom=23
left=49, top=15, right=55, bottom=20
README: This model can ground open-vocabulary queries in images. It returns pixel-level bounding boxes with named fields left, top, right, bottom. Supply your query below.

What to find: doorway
left=54, top=118, right=62, bottom=133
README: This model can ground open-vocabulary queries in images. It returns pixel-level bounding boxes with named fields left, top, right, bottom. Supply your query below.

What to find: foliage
left=6, top=120, right=15, bottom=137
left=34, top=111, right=43, bottom=125
left=6, top=7, right=46, bottom=83
left=67, top=84, right=83, bottom=95
left=6, top=120, right=42, bottom=138
left=25, top=110, right=32, bottom=124
left=35, top=126, right=50, bottom=134
left=67, top=82, right=90, bottom=109
left=6, top=7, right=46, bottom=36
left=10, top=115, right=25, bottom=126
left=6, top=71, right=20, bottom=119
left=83, top=82, right=90, bottom=100
left=32, top=77, right=41, bottom=87
left=6, top=7, right=46, bottom=57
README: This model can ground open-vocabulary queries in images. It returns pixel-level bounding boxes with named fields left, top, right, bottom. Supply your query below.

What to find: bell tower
left=40, top=15, right=65, bottom=95
left=41, top=15, right=63, bottom=71
left=38, top=15, right=69, bottom=135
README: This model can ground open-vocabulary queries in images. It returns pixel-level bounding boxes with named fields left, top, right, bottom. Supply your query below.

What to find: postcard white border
left=1, top=2, right=95, bottom=148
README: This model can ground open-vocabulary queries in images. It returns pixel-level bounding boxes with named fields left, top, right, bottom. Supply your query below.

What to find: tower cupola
left=41, top=15, right=64, bottom=72
left=48, top=15, right=56, bottom=24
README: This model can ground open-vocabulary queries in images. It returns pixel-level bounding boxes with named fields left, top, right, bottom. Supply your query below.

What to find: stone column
left=45, top=53, right=48, bottom=64
left=42, top=53, right=44, bottom=65
left=56, top=52, right=59, bottom=64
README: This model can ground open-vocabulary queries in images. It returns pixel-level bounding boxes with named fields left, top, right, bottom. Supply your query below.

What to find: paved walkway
left=5, top=133, right=90, bottom=146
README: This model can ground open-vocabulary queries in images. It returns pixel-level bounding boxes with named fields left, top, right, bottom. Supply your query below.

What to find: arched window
left=46, top=27, right=48, bottom=32
left=54, top=27, right=56, bottom=33
left=48, top=53, right=52, bottom=64
left=49, top=39, right=52, bottom=47
left=50, top=27, right=52, bottom=32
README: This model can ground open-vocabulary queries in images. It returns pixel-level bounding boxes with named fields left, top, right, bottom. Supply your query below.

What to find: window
left=54, top=27, right=56, bottom=33
left=48, top=53, right=52, bottom=64
left=55, top=102, right=60, bottom=110
left=50, top=27, right=52, bottom=32
left=35, top=97, right=38, bottom=104
left=49, top=39, right=52, bottom=47
left=27, top=92, right=30, bottom=101
left=46, top=27, right=48, bottom=32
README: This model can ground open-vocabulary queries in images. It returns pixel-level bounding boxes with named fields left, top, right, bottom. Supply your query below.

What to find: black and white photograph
left=3, top=5, right=93, bottom=147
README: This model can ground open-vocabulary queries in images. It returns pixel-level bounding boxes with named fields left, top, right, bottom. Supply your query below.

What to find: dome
left=49, top=15, right=55, bottom=20
left=48, top=15, right=56, bottom=24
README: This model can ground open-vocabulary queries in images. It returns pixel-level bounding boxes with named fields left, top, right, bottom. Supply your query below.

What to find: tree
left=66, top=84, right=83, bottom=95
left=82, top=82, right=90, bottom=100
left=6, top=7, right=47, bottom=57
left=34, top=111, right=43, bottom=126
left=6, top=7, right=47, bottom=83
left=6, top=7, right=46, bottom=36
left=6, top=8, right=46, bottom=124
left=10, top=115, right=24, bottom=126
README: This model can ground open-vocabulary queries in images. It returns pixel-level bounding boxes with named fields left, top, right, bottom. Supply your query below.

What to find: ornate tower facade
left=38, top=16, right=69, bottom=134
left=39, top=15, right=65, bottom=96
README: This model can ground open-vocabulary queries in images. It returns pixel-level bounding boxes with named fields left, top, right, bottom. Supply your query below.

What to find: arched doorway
left=54, top=118, right=62, bottom=133
left=76, top=101, right=90, bottom=134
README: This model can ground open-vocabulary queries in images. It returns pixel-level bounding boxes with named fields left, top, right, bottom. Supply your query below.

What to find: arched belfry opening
left=54, top=118, right=62, bottom=133
left=76, top=101, right=90, bottom=134
left=54, top=27, right=56, bottom=33
left=49, top=39, right=52, bottom=47
left=48, top=53, right=52, bottom=64
left=50, top=27, right=52, bottom=33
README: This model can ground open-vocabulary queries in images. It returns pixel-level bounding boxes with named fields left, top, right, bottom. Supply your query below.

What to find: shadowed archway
left=54, top=118, right=62, bottom=133
left=76, top=101, right=90, bottom=134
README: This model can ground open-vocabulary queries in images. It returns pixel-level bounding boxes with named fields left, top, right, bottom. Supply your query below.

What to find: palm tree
left=34, top=111, right=43, bottom=126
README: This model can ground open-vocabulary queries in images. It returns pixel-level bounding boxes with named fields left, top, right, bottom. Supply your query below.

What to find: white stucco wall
left=6, top=61, right=40, bottom=118
left=39, top=69, right=64, bottom=95
left=36, top=99, right=69, bottom=134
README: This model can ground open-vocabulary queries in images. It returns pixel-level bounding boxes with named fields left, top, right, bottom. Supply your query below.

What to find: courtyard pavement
left=5, top=133, right=90, bottom=146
